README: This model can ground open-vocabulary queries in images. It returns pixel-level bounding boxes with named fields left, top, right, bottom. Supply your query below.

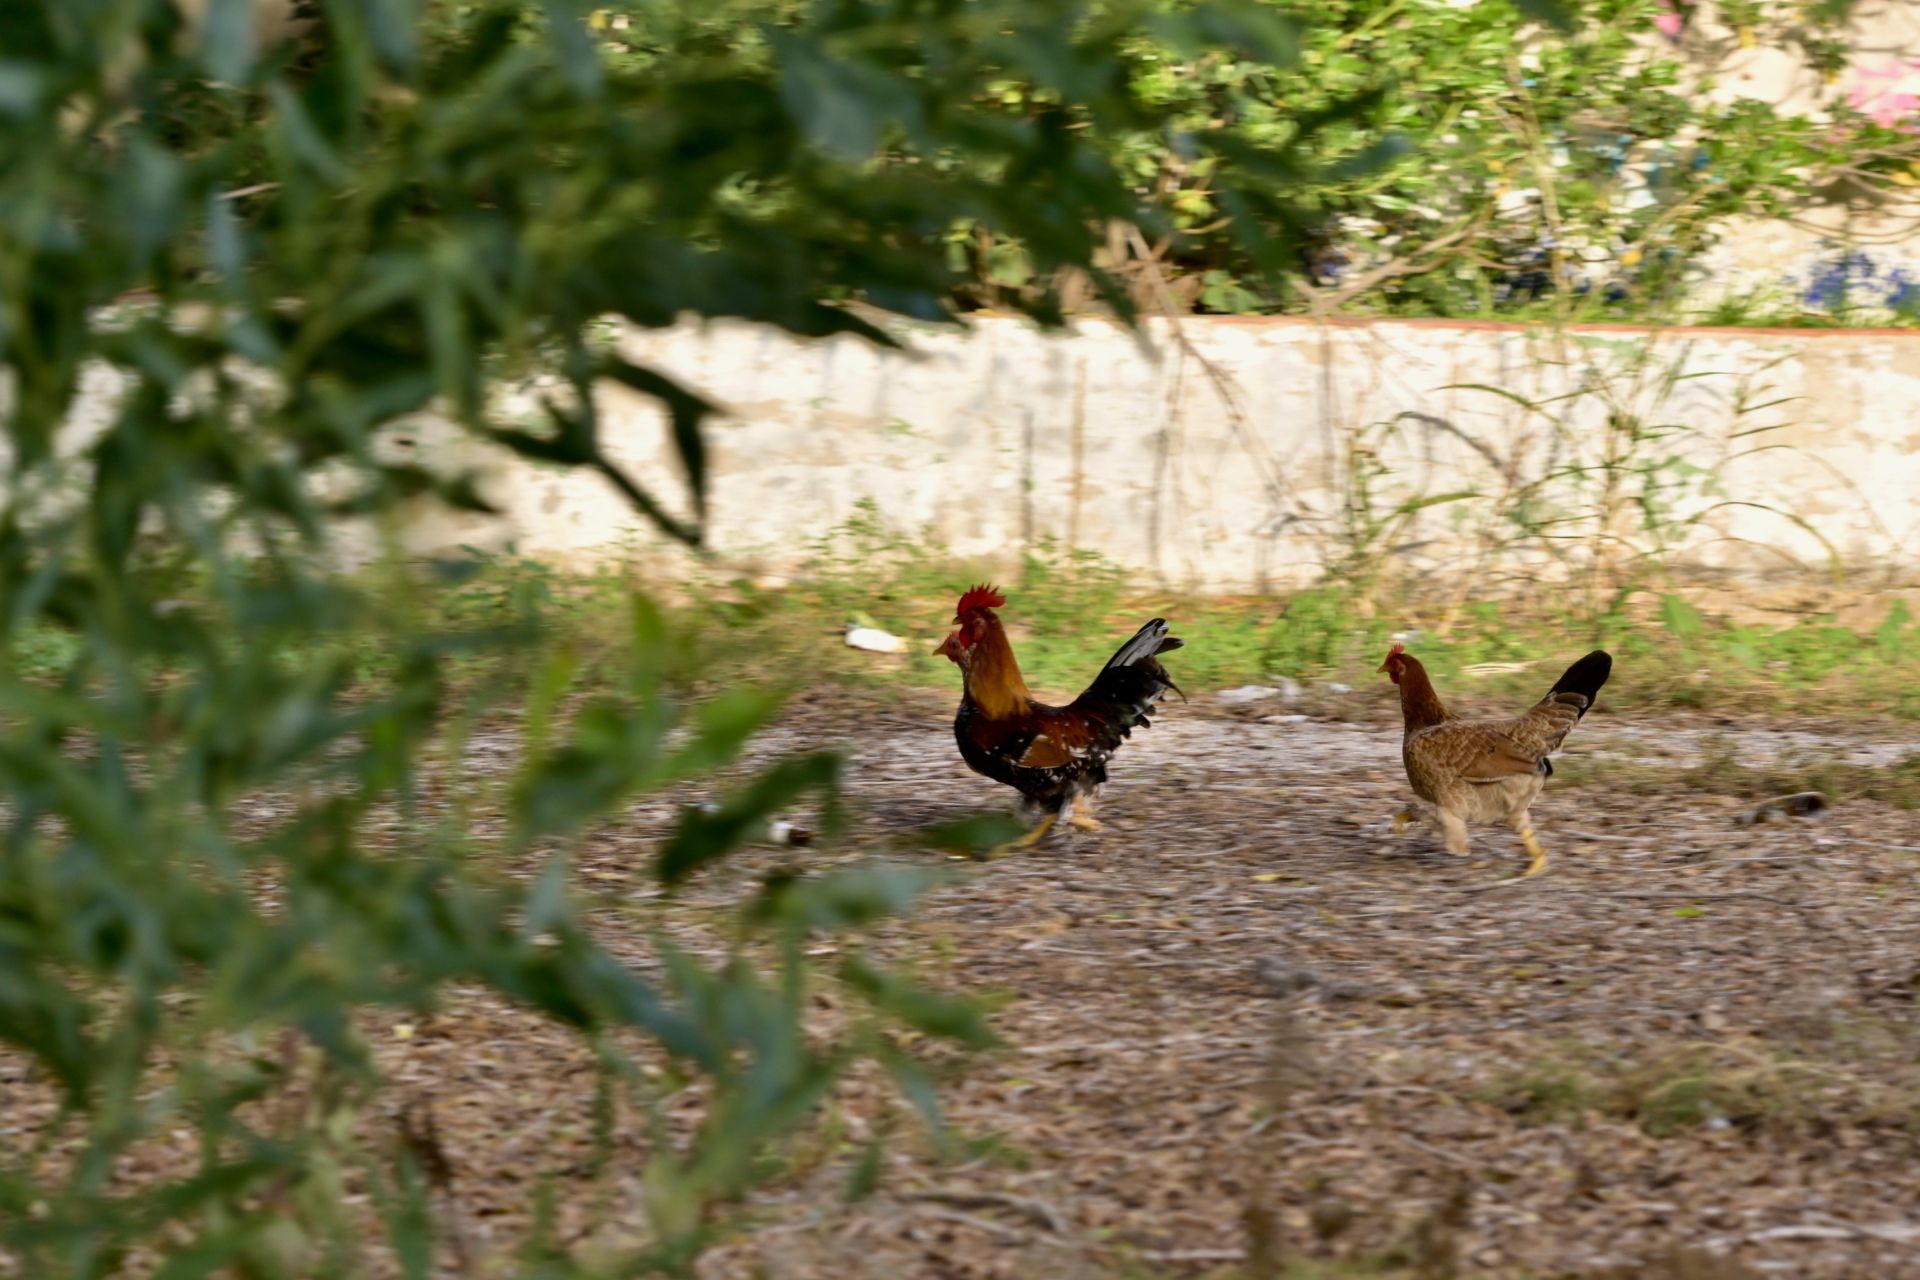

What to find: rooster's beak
left=934, top=634, right=962, bottom=661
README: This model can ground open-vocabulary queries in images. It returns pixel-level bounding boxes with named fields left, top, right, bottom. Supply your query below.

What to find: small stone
left=1735, top=792, right=1829, bottom=826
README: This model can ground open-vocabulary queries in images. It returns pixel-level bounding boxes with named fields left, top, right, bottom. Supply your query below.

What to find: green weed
left=1558, top=750, right=1920, bottom=810
left=1484, top=1038, right=1920, bottom=1138
left=295, top=518, right=1920, bottom=723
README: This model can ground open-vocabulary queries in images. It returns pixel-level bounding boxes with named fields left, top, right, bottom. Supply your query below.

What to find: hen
left=1378, top=645, right=1612, bottom=877
left=936, top=585, right=1182, bottom=854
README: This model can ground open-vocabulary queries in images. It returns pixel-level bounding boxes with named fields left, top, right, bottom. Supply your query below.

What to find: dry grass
left=1485, top=1031, right=1920, bottom=1139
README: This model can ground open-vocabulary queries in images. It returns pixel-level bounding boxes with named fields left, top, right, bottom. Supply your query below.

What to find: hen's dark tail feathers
left=1546, top=650, right=1612, bottom=719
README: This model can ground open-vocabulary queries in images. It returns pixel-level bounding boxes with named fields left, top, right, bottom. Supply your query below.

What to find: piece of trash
left=1261, top=714, right=1310, bottom=724
left=1218, top=685, right=1282, bottom=704
left=1736, top=792, right=1829, bottom=827
left=844, top=625, right=906, bottom=653
left=1325, top=682, right=1353, bottom=694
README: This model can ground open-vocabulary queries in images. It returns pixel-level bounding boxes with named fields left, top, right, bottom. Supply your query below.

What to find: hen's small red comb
left=955, top=584, right=1006, bottom=617
left=1384, top=643, right=1406, bottom=661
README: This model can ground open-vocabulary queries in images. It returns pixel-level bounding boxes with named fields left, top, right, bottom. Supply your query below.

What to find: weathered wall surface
left=385, top=316, right=1920, bottom=593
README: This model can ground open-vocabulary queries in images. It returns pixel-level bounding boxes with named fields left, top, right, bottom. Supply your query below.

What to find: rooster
left=1377, top=645, right=1612, bottom=877
left=935, top=585, right=1182, bottom=854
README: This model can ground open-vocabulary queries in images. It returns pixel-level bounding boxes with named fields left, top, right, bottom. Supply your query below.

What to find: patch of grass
left=690, top=516, right=1920, bottom=721
left=1558, top=748, right=1920, bottom=810
left=1484, top=1037, right=1920, bottom=1139
left=670, top=527, right=1920, bottom=721
left=26, top=509, right=1914, bottom=724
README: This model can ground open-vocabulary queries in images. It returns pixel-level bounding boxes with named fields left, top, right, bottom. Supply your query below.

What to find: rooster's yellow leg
left=1067, top=794, right=1103, bottom=833
left=988, top=811, right=1058, bottom=860
left=1392, top=806, right=1416, bottom=835
left=1517, top=826, right=1549, bottom=877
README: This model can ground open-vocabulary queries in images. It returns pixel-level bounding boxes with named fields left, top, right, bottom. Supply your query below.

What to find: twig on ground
left=898, top=1189, right=1069, bottom=1235
left=909, top=1205, right=1034, bottom=1242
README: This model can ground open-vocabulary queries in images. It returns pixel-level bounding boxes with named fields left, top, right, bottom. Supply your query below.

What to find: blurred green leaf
left=199, top=0, right=255, bottom=84
left=1511, top=0, right=1578, bottom=34
left=747, top=863, right=948, bottom=934
left=355, top=0, right=424, bottom=74
left=1151, top=2, right=1300, bottom=66
left=655, top=753, right=840, bottom=886
left=910, top=813, right=1027, bottom=856
left=543, top=0, right=604, bottom=98
left=843, top=1130, right=886, bottom=1203
left=522, top=855, right=573, bottom=937
left=840, top=955, right=998, bottom=1049
left=877, top=1044, right=947, bottom=1149
left=512, top=697, right=665, bottom=841
left=770, top=30, right=918, bottom=161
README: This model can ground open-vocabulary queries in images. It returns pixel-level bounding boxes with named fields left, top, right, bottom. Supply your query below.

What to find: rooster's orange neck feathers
left=1393, top=655, right=1450, bottom=732
left=963, top=613, right=1033, bottom=718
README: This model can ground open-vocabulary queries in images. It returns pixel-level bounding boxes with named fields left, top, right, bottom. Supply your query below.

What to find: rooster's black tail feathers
left=1104, top=617, right=1183, bottom=669
left=1101, top=618, right=1185, bottom=703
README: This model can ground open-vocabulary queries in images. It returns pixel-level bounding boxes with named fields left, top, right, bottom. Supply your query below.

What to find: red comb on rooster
left=954, top=584, right=1007, bottom=620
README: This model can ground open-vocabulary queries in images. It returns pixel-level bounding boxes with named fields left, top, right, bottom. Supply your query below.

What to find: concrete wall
left=385, top=316, right=1920, bottom=594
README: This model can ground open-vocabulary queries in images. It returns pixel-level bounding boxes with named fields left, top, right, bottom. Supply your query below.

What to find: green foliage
left=0, top=564, right=997, bottom=1273
left=1189, top=0, right=1912, bottom=321
left=575, top=0, right=1913, bottom=322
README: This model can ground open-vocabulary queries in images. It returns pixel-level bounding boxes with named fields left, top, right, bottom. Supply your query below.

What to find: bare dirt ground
left=383, top=694, right=1920, bottom=1280
left=7, top=694, right=1920, bottom=1278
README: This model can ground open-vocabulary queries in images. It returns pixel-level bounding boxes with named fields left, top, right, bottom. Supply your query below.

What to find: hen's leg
left=1067, top=792, right=1103, bottom=833
left=1509, top=809, right=1549, bottom=877
left=1392, top=806, right=1418, bottom=835
left=1437, top=809, right=1470, bottom=856
left=988, top=811, right=1058, bottom=859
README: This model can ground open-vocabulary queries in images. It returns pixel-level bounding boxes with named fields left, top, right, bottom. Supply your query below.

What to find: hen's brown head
left=934, top=584, right=1005, bottom=666
left=1376, top=643, right=1409, bottom=683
